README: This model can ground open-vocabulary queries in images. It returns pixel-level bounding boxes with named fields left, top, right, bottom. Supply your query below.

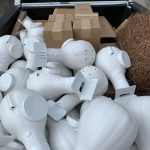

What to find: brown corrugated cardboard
left=53, top=8, right=75, bottom=21
left=100, top=16, right=116, bottom=38
left=11, top=11, right=27, bottom=36
left=44, top=21, right=73, bottom=48
left=73, top=19, right=101, bottom=52
left=74, top=4, right=99, bottom=20
left=75, top=4, right=93, bottom=15
left=48, top=14, right=74, bottom=22
left=53, top=8, right=75, bottom=15
left=75, top=13, right=99, bottom=20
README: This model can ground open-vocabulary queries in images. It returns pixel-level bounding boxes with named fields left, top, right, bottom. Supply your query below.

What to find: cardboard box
left=75, top=4, right=99, bottom=20
left=53, top=8, right=75, bottom=15
left=11, top=11, right=27, bottom=36
left=75, top=4, right=93, bottom=15
left=48, top=14, right=74, bottom=22
left=100, top=16, right=116, bottom=39
left=44, top=21, right=73, bottom=48
left=73, top=19, right=101, bottom=52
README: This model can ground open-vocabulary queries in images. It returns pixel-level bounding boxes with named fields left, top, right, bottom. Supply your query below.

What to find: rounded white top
left=118, top=51, right=131, bottom=68
left=22, top=94, right=48, bottom=121
left=61, top=38, right=74, bottom=48
left=0, top=73, right=14, bottom=92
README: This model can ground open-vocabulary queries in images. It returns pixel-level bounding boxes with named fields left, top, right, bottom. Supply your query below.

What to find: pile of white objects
left=0, top=16, right=149, bottom=150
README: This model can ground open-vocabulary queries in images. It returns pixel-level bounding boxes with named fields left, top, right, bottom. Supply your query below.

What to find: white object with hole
left=0, top=35, right=23, bottom=72
left=33, top=38, right=96, bottom=70
left=0, top=89, right=50, bottom=150
left=95, top=46, right=136, bottom=98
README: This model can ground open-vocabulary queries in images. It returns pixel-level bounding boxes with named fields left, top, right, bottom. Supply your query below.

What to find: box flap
left=99, top=16, right=116, bottom=38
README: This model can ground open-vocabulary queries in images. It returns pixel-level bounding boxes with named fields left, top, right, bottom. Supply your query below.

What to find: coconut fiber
left=116, top=13, right=150, bottom=95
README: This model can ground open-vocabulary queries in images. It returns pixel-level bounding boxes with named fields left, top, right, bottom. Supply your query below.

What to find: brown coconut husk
left=116, top=13, right=150, bottom=95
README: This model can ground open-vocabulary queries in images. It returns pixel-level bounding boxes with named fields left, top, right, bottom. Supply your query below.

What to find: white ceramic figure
left=95, top=46, right=136, bottom=98
left=19, top=22, right=44, bottom=71
left=43, top=62, right=72, bottom=77
left=22, top=37, right=41, bottom=70
left=27, top=66, right=99, bottom=101
left=115, top=95, right=150, bottom=150
left=80, top=66, right=108, bottom=96
left=0, top=35, right=23, bottom=72
left=0, top=141, right=25, bottom=150
left=19, top=16, right=34, bottom=29
left=47, top=66, right=108, bottom=121
left=48, top=94, right=81, bottom=121
left=74, top=96, right=137, bottom=150
left=19, top=16, right=44, bottom=41
left=0, top=89, right=50, bottom=150
left=95, top=46, right=150, bottom=150
left=10, top=60, right=27, bottom=69
left=33, top=38, right=96, bottom=70
left=0, top=67, right=30, bottom=95
left=48, top=117, right=77, bottom=150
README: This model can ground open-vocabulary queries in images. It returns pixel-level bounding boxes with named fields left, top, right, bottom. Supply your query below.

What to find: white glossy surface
left=20, top=16, right=34, bottom=29
left=10, top=60, right=27, bottom=69
left=47, top=117, right=77, bottom=150
left=48, top=94, right=80, bottom=121
left=80, top=66, right=108, bottom=96
left=0, top=67, right=30, bottom=95
left=95, top=46, right=130, bottom=90
left=43, top=62, right=72, bottom=77
left=115, top=95, right=150, bottom=150
left=0, top=35, right=23, bottom=72
left=27, top=66, right=98, bottom=100
left=95, top=46, right=135, bottom=97
left=20, top=16, right=44, bottom=42
left=23, top=37, right=41, bottom=70
left=34, top=39, right=96, bottom=70
left=74, top=96, right=137, bottom=150
left=0, top=89, right=50, bottom=150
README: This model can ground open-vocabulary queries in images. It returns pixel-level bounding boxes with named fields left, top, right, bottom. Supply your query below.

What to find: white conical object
left=32, top=38, right=96, bottom=70
left=47, top=116, right=77, bottom=150
left=0, top=35, right=23, bottom=72
left=95, top=46, right=136, bottom=98
left=43, top=62, right=72, bottom=77
left=74, top=96, right=137, bottom=150
left=27, top=66, right=98, bottom=101
left=115, top=95, right=150, bottom=150
left=0, top=89, right=50, bottom=150
left=10, top=60, right=27, bottom=69
left=0, top=67, right=30, bottom=95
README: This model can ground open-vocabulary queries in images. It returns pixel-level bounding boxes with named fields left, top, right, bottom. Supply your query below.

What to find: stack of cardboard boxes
left=43, top=8, right=74, bottom=48
left=43, top=4, right=102, bottom=51
left=11, top=4, right=116, bottom=52
left=73, top=4, right=101, bottom=51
